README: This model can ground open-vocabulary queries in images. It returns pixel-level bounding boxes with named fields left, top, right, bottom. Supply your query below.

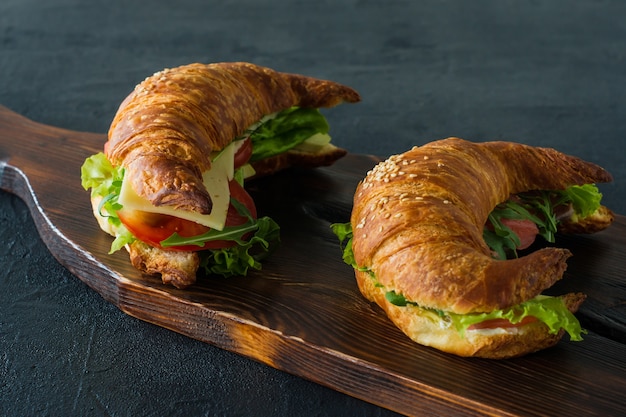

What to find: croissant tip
left=151, top=191, right=213, bottom=215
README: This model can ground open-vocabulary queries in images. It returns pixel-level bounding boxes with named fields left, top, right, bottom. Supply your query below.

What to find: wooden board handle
left=0, top=104, right=104, bottom=199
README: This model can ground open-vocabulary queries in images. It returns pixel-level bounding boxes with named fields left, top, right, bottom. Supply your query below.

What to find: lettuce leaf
left=199, top=215, right=280, bottom=278
left=248, top=107, right=330, bottom=162
left=331, top=222, right=585, bottom=341
left=562, top=184, right=603, bottom=218
left=81, top=153, right=136, bottom=252
left=447, top=295, right=585, bottom=340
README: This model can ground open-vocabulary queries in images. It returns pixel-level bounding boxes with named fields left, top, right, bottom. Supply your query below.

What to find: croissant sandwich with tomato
left=333, top=137, right=614, bottom=359
left=81, top=62, right=360, bottom=288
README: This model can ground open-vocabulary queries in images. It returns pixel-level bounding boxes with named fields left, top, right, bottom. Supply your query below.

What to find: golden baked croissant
left=82, top=62, right=360, bottom=288
left=344, top=137, right=613, bottom=358
left=107, top=62, right=360, bottom=215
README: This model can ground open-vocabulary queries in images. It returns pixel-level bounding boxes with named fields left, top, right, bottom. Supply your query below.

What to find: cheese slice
left=117, top=143, right=236, bottom=230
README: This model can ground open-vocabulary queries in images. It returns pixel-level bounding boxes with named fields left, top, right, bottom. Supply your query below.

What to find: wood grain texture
left=1, top=104, right=625, bottom=417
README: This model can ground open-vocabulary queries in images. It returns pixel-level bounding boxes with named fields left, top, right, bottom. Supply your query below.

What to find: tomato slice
left=233, top=137, right=253, bottom=169
left=118, top=180, right=257, bottom=251
left=467, top=316, right=538, bottom=331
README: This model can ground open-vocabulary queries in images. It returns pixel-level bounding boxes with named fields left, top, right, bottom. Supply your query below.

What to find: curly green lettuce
left=80, top=152, right=135, bottom=253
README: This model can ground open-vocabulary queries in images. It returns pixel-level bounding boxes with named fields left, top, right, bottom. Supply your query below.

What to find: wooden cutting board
left=1, top=104, right=625, bottom=417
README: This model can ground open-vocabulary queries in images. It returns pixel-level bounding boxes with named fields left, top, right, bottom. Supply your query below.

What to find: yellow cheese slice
left=117, top=143, right=235, bottom=230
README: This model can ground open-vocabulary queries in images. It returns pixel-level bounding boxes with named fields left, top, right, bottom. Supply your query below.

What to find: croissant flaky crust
left=106, top=62, right=360, bottom=215
left=351, top=138, right=613, bottom=315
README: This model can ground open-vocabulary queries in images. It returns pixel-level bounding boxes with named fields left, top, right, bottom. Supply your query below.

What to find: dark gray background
left=1, top=0, right=624, bottom=416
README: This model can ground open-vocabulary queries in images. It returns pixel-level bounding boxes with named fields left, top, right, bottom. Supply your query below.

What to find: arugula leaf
left=249, top=107, right=330, bottom=162
left=483, top=217, right=520, bottom=260
left=385, top=290, right=416, bottom=307
left=161, top=197, right=281, bottom=278
left=160, top=198, right=272, bottom=247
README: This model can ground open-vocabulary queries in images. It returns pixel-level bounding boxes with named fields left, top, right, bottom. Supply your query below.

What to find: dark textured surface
left=1, top=0, right=625, bottom=416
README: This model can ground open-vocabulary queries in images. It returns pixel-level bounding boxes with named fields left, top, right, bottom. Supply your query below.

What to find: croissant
left=107, top=62, right=360, bottom=215
left=349, top=137, right=613, bottom=358
left=83, top=62, right=360, bottom=288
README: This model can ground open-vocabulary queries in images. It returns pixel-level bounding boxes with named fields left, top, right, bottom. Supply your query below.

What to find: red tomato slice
left=118, top=180, right=256, bottom=251
left=467, top=316, right=538, bottom=331
left=233, top=137, right=253, bottom=169
left=500, top=218, right=539, bottom=250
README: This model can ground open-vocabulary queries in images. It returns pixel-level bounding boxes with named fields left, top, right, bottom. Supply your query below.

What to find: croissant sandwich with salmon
left=334, top=137, right=614, bottom=359
left=82, top=62, right=360, bottom=288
